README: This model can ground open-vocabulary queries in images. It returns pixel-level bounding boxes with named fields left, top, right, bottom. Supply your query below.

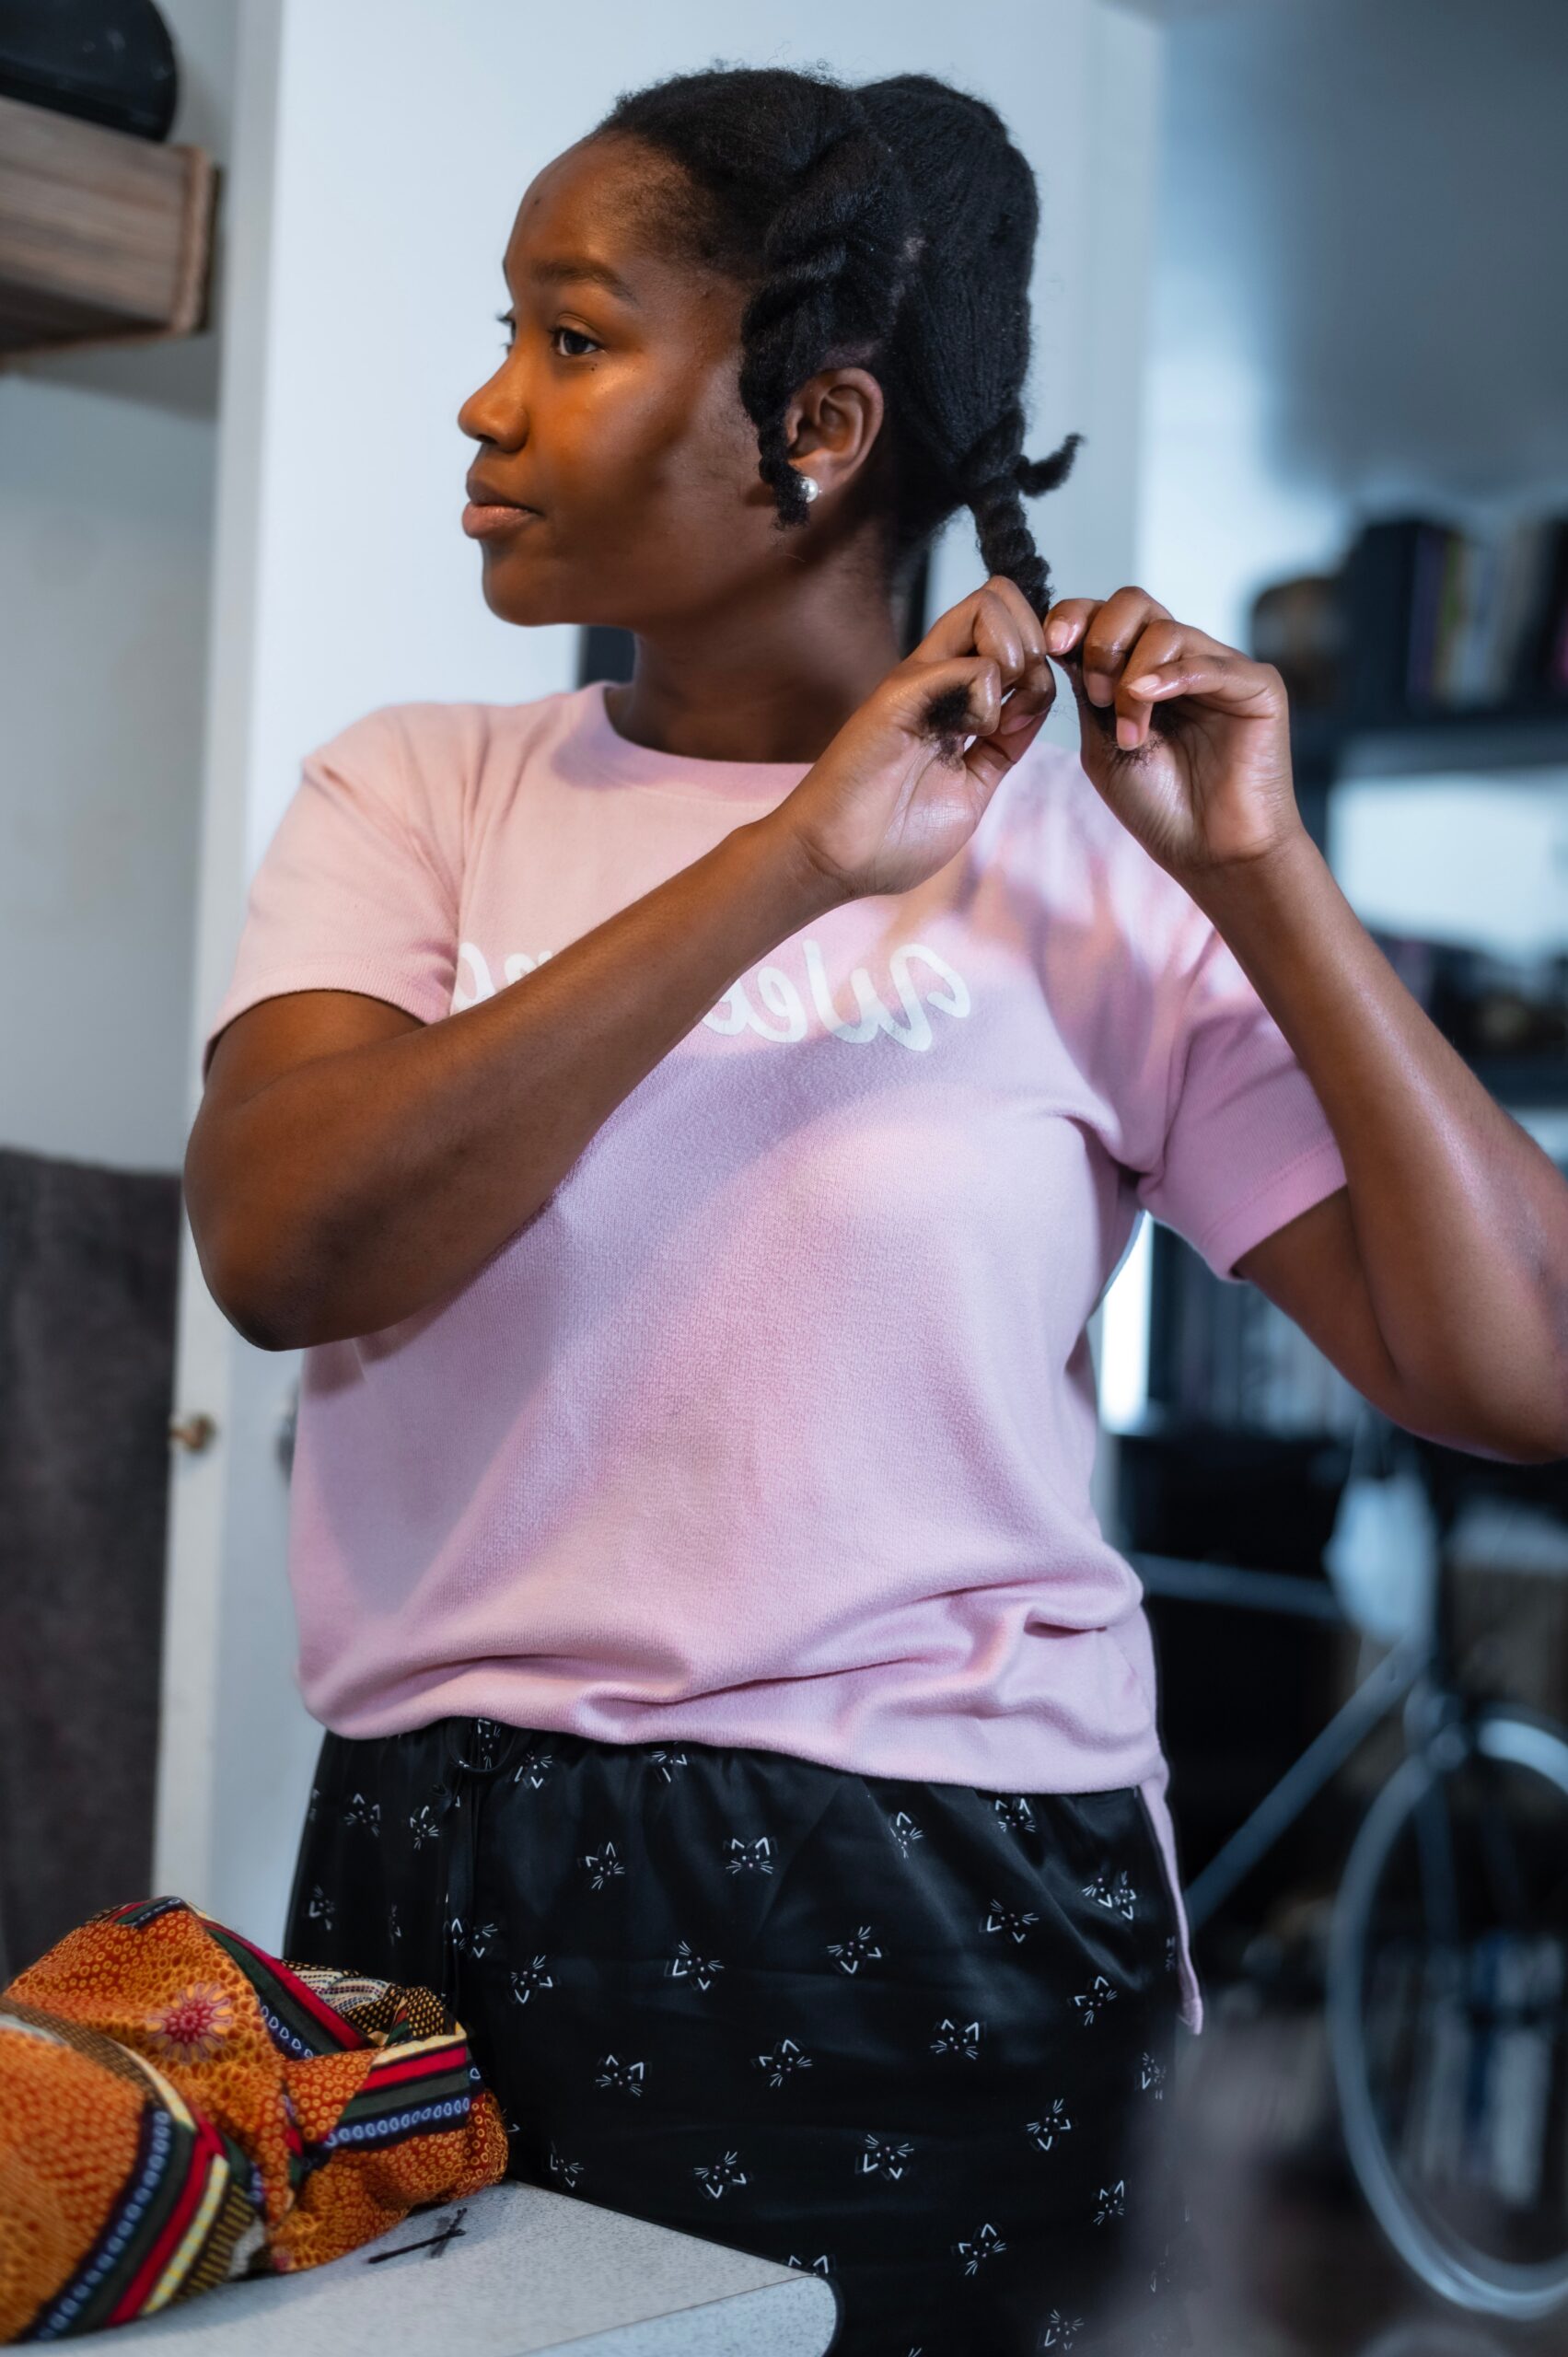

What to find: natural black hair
left=590, top=63, right=1083, bottom=621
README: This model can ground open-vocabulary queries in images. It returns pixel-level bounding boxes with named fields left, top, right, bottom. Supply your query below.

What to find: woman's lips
left=462, top=501, right=539, bottom=539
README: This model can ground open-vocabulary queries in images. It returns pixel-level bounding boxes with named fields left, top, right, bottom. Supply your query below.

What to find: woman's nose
left=457, top=371, right=526, bottom=447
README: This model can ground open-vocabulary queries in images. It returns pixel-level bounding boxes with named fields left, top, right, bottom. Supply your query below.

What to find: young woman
left=185, top=64, right=1568, bottom=2357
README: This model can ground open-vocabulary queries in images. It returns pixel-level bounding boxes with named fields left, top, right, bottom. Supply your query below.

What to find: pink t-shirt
left=203, top=680, right=1350, bottom=2033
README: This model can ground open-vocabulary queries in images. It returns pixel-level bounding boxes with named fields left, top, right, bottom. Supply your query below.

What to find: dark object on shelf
left=1365, top=927, right=1568, bottom=1067
left=0, top=1144, right=181, bottom=1980
left=900, top=545, right=932, bottom=656
left=576, top=625, right=636, bottom=689
left=1255, top=512, right=1568, bottom=740
left=0, top=0, right=177, bottom=142
left=1337, top=516, right=1431, bottom=722
left=1522, top=515, right=1568, bottom=699
left=1340, top=513, right=1568, bottom=720
left=1249, top=573, right=1343, bottom=710
left=1144, top=1223, right=1363, bottom=1438
left=1430, top=950, right=1568, bottom=1063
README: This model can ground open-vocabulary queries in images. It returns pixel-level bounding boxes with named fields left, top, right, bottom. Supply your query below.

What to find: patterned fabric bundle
left=0, top=1894, right=508, bottom=2341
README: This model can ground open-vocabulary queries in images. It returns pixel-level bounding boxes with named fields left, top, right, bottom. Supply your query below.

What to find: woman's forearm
left=1188, top=825, right=1568, bottom=1456
left=206, top=815, right=843, bottom=1350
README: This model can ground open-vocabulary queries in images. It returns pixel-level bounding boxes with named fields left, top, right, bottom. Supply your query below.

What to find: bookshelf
left=1148, top=505, right=1568, bottom=1455
left=1111, top=517, right=1568, bottom=1943
left=1115, top=685, right=1568, bottom=1573
left=1134, top=693, right=1568, bottom=1457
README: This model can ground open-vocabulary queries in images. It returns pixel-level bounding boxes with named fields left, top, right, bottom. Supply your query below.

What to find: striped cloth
left=0, top=1894, right=507, bottom=2340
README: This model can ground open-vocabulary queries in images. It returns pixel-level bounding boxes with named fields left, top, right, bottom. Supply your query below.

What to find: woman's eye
left=490, top=314, right=599, bottom=359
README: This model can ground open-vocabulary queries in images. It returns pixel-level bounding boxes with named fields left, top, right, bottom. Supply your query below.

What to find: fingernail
left=1085, top=671, right=1112, bottom=705
left=1124, top=674, right=1161, bottom=695
left=1045, top=620, right=1073, bottom=652
left=1116, top=714, right=1141, bottom=749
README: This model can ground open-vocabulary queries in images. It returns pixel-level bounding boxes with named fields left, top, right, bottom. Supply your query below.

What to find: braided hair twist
left=594, top=64, right=1081, bottom=617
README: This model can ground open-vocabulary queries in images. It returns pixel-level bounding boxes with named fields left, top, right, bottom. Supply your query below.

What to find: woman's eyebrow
left=515, top=255, right=642, bottom=308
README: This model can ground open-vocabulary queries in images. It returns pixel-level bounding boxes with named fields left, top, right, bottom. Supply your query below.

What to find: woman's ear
left=785, top=366, right=887, bottom=500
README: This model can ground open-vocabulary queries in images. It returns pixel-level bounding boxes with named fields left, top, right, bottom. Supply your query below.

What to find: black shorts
left=284, top=1716, right=1197, bottom=2356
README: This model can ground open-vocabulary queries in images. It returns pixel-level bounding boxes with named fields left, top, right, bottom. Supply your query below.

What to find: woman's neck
left=602, top=566, right=906, bottom=766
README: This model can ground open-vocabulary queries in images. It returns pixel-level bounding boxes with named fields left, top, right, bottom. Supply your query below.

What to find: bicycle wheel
left=1327, top=1705, right=1568, bottom=2320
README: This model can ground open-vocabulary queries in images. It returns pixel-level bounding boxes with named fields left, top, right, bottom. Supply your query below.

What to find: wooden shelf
left=0, top=91, right=216, bottom=365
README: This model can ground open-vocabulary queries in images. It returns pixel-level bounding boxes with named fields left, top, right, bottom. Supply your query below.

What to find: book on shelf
left=1251, top=510, right=1568, bottom=721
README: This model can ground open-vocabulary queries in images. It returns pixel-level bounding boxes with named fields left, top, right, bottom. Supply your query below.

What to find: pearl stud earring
left=796, top=470, right=821, bottom=504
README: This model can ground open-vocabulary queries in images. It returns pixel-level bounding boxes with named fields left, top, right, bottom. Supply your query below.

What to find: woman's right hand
left=772, top=575, right=1055, bottom=902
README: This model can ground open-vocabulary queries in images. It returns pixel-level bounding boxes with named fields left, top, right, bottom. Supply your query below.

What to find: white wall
left=1137, top=0, right=1568, bottom=651
left=0, top=1, right=239, bottom=1173
left=157, top=0, right=1166, bottom=1943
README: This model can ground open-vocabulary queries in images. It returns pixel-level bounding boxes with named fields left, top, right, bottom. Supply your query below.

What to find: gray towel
left=0, top=1144, right=181, bottom=1979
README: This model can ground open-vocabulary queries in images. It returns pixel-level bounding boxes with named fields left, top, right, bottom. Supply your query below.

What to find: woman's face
left=458, top=135, right=819, bottom=634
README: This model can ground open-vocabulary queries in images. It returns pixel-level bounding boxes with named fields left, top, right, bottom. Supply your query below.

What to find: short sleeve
left=200, top=704, right=460, bottom=1083
left=1136, top=916, right=1348, bottom=1283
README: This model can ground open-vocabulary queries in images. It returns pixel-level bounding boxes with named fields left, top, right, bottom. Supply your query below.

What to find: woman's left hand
left=1044, top=586, right=1305, bottom=879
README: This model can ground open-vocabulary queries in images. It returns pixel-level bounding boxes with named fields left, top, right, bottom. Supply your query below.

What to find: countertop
left=111, top=2179, right=843, bottom=2354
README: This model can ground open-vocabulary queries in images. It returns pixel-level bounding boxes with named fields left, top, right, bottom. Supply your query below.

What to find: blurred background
left=2, top=2, right=1565, bottom=2350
